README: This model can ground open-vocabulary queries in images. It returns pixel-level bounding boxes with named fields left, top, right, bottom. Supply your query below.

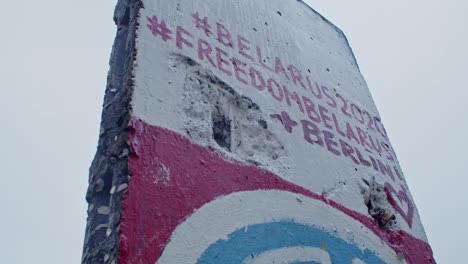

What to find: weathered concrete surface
left=83, top=0, right=435, bottom=263
left=82, top=0, right=140, bottom=263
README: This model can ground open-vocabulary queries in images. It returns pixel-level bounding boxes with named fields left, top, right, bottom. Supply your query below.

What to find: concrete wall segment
left=84, top=0, right=435, bottom=263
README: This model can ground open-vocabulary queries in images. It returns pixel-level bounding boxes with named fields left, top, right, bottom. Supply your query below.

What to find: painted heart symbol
left=384, top=183, right=414, bottom=228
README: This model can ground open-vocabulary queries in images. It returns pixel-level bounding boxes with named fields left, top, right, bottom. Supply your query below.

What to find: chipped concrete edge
left=297, top=0, right=361, bottom=70
left=81, top=0, right=142, bottom=263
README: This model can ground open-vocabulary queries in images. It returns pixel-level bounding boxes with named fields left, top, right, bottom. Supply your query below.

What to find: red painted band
left=119, top=118, right=434, bottom=264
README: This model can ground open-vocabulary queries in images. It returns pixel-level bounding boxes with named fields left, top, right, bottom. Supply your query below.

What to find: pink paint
left=321, top=85, right=337, bottom=108
left=271, top=111, right=298, bottom=134
left=146, top=16, right=172, bottom=42
left=283, top=85, right=304, bottom=113
left=215, top=47, right=233, bottom=76
left=266, top=78, right=284, bottom=102
left=336, top=93, right=352, bottom=118
left=197, top=38, right=216, bottom=67
left=256, top=46, right=274, bottom=72
left=346, top=121, right=360, bottom=145
left=192, top=12, right=213, bottom=37
left=249, top=67, right=266, bottom=91
left=306, top=76, right=323, bottom=100
left=301, top=119, right=324, bottom=147
left=274, top=57, right=290, bottom=80
left=302, top=95, right=321, bottom=123
left=149, top=20, right=390, bottom=159
left=237, top=34, right=254, bottom=62
left=368, top=134, right=383, bottom=155
left=119, top=118, right=434, bottom=264
left=288, top=64, right=307, bottom=90
left=323, top=130, right=341, bottom=156
left=216, top=22, right=233, bottom=48
left=379, top=159, right=396, bottom=181
left=332, top=112, right=346, bottom=137
left=318, top=104, right=333, bottom=130
left=351, top=103, right=365, bottom=124
left=269, top=107, right=404, bottom=186
left=340, top=139, right=360, bottom=165
left=382, top=141, right=396, bottom=161
left=232, top=57, right=249, bottom=85
left=363, top=110, right=377, bottom=132
left=175, top=25, right=194, bottom=50
left=385, top=183, right=415, bottom=228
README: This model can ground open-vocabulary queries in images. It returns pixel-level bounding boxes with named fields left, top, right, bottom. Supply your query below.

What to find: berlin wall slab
left=83, top=0, right=435, bottom=263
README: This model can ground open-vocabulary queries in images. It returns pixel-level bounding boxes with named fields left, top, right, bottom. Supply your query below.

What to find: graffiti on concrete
left=117, top=0, right=435, bottom=263
left=144, top=10, right=415, bottom=223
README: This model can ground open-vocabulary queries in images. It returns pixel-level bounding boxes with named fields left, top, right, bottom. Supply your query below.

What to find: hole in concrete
left=363, top=177, right=397, bottom=229
left=258, top=119, right=267, bottom=129
left=212, top=103, right=231, bottom=151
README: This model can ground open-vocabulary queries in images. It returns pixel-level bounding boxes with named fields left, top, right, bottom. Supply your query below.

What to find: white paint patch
left=243, top=246, right=331, bottom=264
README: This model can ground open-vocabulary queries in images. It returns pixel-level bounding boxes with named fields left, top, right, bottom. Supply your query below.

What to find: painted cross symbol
left=147, top=16, right=172, bottom=42
left=192, top=12, right=212, bottom=37
left=271, top=111, right=298, bottom=133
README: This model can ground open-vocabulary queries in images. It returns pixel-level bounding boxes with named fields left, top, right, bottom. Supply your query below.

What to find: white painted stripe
left=242, top=246, right=331, bottom=264
left=156, top=190, right=406, bottom=264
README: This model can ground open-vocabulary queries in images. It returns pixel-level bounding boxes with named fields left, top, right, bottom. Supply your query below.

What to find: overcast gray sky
left=1, top=0, right=466, bottom=263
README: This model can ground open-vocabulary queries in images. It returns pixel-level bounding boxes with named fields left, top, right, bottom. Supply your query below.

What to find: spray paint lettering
left=147, top=14, right=394, bottom=162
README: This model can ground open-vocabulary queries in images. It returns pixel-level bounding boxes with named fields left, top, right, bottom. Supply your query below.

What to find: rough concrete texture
left=173, top=54, right=292, bottom=178
left=84, top=0, right=435, bottom=263
left=82, top=0, right=141, bottom=263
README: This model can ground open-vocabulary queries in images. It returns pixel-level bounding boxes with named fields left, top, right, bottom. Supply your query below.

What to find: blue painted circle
left=197, top=221, right=386, bottom=264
